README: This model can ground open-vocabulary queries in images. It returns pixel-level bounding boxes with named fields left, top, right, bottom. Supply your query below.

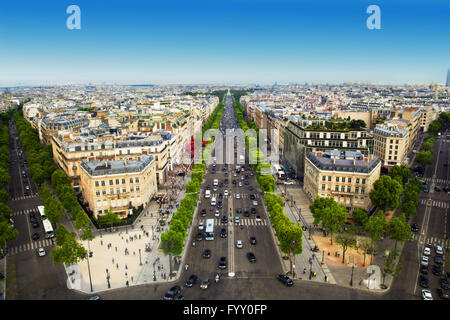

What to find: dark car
left=196, top=232, right=203, bottom=241
left=411, top=223, right=420, bottom=232
left=32, top=221, right=39, bottom=228
left=435, top=186, right=441, bottom=192
left=220, top=228, right=227, bottom=238
left=164, top=285, right=181, bottom=300
left=244, top=210, right=250, bottom=217
left=32, top=232, right=40, bottom=240
left=245, top=174, right=249, bottom=179
left=217, top=201, right=223, bottom=209
left=277, top=274, right=294, bottom=287
left=250, top=194, right=256, bottom=200
left=250, top=207, right=256, bottom=214
left=176, top=295, right=185, bottom=300
left=29, top=211, right=36, bottom=220
left=432, top=264, right=442, bottom=276
left=419, top=275, right=429, bottom=288
left=250, top=237, right=257, bottom=245
left=211, top=168, right=216, bottom=174
left=224, top=178, right=228, bottom=184
left=423, top=186, right=429, bottom=193
left=24, top=191, right=29, bottom=196
left=436, top=288, right=449, bottom=300
left=440, top=277, right=450, bottom=290
left=201, top=209, right=206, bottom=217
left=218, top=257, right=227, bottom=269
left=218, top=192, right=223, bottom=198
left=224, top=172, right=228, bottom=177
left=435, top=255, right=443, bottom=265
left=444, top=186, right=450, bottom=193
left=244, top=180, right=249, bottom=185
left=203, top=249, right=211, bottom=259
left=420, top=265, right=429, bottom=275
left=248, top=186, right=254, bottom=191
left=247, top=252, right=256, bottom=263
left=185, top=274, right=198, bottom=288
left=221, top=215, right=228, bottom=223
left=23, top=179, right=28, bottom=183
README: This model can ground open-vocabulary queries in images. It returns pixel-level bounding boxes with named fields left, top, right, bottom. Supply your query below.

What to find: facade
left=40, top=113, right=90, bottom=144
left=399, top=107, right=422, bottom=151
left=372, top=122, right=409, bottom=167
left=283, top=119, right=374, bottom=178
left=420, top=105, right=437, bottom=132
left=79, top=154, right=157, bottom=219
left=303, top=150, right=381, bottom=210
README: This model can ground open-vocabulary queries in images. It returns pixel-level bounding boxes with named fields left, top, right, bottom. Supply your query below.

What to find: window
left=335, top=186, right=339, bottom=192
left=127, top=149, right=131, bottom=154
left=130, top=178, right=133, bottom=183
left=361, top=187, right=365, bottom=194
left=347, top=186, right=351, bottom=193
left=98, top=210, right=102, bottom=215
left=116, top=179, right=119, bottom=185
left=110, top=189, right=114, bottom=195
left=389, top=150, right=392, bottom=154
left=395, top=151, right=398, bottom=155
left=96, top=191, right=100, bottom=196
left=389, top=156, right=392, bottom=160
left=362, top=179, right=366, bottom=184
left=116, top=188, right=120, bottom=194
left=396, top=140, right=399, bottom=144
left=356, top=178, right=360, bottom=184
left=322, top=184, right=326, bottom=191
left=109, top=180, right=114, bottom=185
left=341, top=186, right=345, bottom=192
left=348, top=178, right=351, bottom=183
left=322, top=176, right=326, bottom=181
left=336, top=177, right=340, bottom=182
left=101, top=180, right=105, bottom=186
left=136, top=186, right=140, bottom=192
left=394, top=156, right=397, bottom=160
left=122, top=178, right=125, bottom=184
left=355, top=187, right=359, bottom=193
left=95, top=181, right=99, bottom=187
left=130, top=187, right=134, bottom=192
left=135, top=178, right=139, bottom=183
left=122, top=188, right=126, bottom=193
left=328, top=176, right=331, bottom=182
left=102, top=190, right=106, bottom=195
left=342, top=177, right=345, bottom=183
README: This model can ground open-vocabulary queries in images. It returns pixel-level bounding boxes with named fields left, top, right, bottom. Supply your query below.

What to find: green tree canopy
left=387, top=214, right=412, bottom=249
left=369, top=176, right=403, bottom=211
left=310, top=196, right=348, bottom=244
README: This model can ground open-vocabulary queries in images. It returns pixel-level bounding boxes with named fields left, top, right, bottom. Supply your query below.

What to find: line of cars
left=419, top=243, right=449, bottom=300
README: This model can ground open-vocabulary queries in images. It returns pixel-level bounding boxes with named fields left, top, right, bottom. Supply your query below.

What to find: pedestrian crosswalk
left=11, top=194, right=38, bottom=201
left=12, top=207, right=38, bottom=217
left=421, top=178, right=450, bottom=185
left=214, top=218, right=268, bottom=226
left=420, top=199, right=450, bottom=208
left=410, top=233, right=450, bottom=247
left=7, top=239, right=54, bottom=256
left=208, top=193, right=259, bottom=200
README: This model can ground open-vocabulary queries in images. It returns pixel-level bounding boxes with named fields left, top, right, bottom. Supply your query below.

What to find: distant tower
left=446, top=68, right=450, bottom=87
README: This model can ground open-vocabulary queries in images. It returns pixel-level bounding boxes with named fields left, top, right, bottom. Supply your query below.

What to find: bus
left=205, top=218, right=214, bottom=240
left=42, top=219, right=55, bottom=238
left=38, top=205, right=47, bottom=220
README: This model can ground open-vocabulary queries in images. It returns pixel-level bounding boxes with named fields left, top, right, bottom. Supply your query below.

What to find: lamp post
left=106, top=268, right=111, bottom=289
left=86, top=241, right=93, bottom=292
left=309, top=257, right=313, bottom=280
left=139, top=248, right=142, bottom=266
left=350, top=264, right=354, bottom=287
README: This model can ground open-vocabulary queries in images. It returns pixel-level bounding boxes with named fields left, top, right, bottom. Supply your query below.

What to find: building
left=283, top=119, right=374, bottom=178
left=399, top=107, right=422, bottom=151
left=420, top=105, right=438, bottom=132
left=303, top=150, right=381, bottom=210
left=40, top=113, right=90, bottom=144
left=372, top=122, right=409, bottom=167
left=79, top=154, right=157, bottom=219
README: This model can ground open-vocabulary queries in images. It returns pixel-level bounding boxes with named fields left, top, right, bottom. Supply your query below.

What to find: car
left=38, top=247, right=46, bottom=257
left=248, top=186, right=254, bottom=191
left=213, top=186, right=218, bottom=191
left=221, top=216, right=228, bottom=223
left=218, top=192, right=223, bottom=199
left=434, top=255, right=443, bottom=265
left=244, top=210, right=250, bottom=217
left=420, top=264, right=429, bottom=275
left=23, top=179, right=28, bottom=183
left=241, top=176, right=244, bottom=181
left=432, top=264, right=442, bottom=276
left=435, top=245, right=443, bottom=255
left=200, top=279, right=210, bottom=290
left=217, top=201, right=223, bottom=209
left=201, top=209, right=206, bottom=217
left=250, top=207, right=256, bottom=214
left=32, top=221, right=39, bottom=228
left=218, top=257, right=227, bottom=269
left=185, top=274, right=198, bottom=287
left=87, top=294, right=102, bottom=300
left=423, top=247, right=431, bottom=256
left=419, top=275, right=429, bottom=288
left=423, top=186, right=429, bottom=193
left=421, top=256, right=429, bottom=266
left=196, top=232, right=203, bottom=241
left=236, top=240, right=243, bottom=249
left=440, top=277, right=450, bottom=290
left=233, top=172, right=237, bottom=177
left=224, top=179, right=228, bottom=184
left=252, top=200, right=258, bottom=206
left=176, top=295, right=185, bottom=300
left=255, top=215, right=262, bottom=222
left=236, top=193, right=240, bottom=199
left=211, top=168, right=216, bottom=174
left=198, top=221, right=204, bottom=231
left=234, top=216, right=240, bottom=223
left=277, top=274, right=294, bottom=287
left=215, top=210, right=220, bottom=217
left=435, top=186, right=441, bottom=192
left=203, top=249, right=211, bottom=259
left=164, top=285, right=181, bottom=300
left=32, top=232, right=40, bottom=240
left=250, top=236, right=257, bottom=245
left=436, top=288, right=449, bottom=300
left=220, top=228, right=227, bottom=238
left=247, top=252, right=256, bottom=263
left=224, top=172, right=228, bottom=177
left=444, top=186, right=450, bottom=193
left=238, top=182, right=242, bottom=187
left=250, top=194, right=256, bottom=200
left=232, top=179, right=236, bottom=185
left=224, top=190, right=228, bottom=196
left=244, top=180, right=249, bottom=185
left=421, top=289, right=433, bottom=300
left=24, top=191, right=29, bottom=196
left=25, top=185, right=30, bottom=190
left=411, top=223, right=420, bottom=232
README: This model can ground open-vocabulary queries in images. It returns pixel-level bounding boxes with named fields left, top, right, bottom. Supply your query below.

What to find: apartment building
left=372, top=122, right=409, bottom=167
left=420, top=105, right=438, bottom=132
left=79, top=154, right=157, bottom=219
left=400, top=107, right=422, bottom=151
left=283, top=119, right=374, bottom=178
left=303, top=150, right=381, bottom=210
left=40, top=113, right=90, bottom=144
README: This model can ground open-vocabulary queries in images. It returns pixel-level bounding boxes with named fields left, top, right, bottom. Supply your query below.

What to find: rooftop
left=81, top=154, right=154, bottom=176
left=307, top=150, right=380, bottom=174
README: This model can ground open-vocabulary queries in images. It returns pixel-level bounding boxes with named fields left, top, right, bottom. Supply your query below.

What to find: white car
left=423, top=247, right=431, bottom=256
left=198, top=221, right=204, bottom=231
left=224, top=190, right=228, bottom=196
left=435, top=245, right=443, bottom=255
left=215, top=210, right=220, bottom=217
left=241, top=176, right=244, bottom=180
left=421, top=289, right=433, bottom=300
left=234, top=216, right=240, bottom=223
left=233, top=172, right=237, bottom=177
left=239, top=182, right=243, bottom=187
left=252, top=200, right=258, bottom=206
left=213, top=186, right=218, bottom=191
left=236, top=240, right=243, bottom=249
left=421, top=256, right=429, bottom=266
left=236, top=193, right=241, bottom=199
left=38, top=247, right=46, bottom=257
left=255, top=215, right=262, bottom=222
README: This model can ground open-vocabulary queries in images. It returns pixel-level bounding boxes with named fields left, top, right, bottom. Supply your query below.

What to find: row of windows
left=95, top=187, right=141, bottom=196
left=322, top=176, right=366, bottom=184
left=321, top=184, right=365, bottom=194
left=95, top=177, right=140, bottom=187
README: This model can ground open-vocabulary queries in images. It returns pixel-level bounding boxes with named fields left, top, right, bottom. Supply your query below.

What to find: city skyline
left=0, top=0, right=449, bottom=86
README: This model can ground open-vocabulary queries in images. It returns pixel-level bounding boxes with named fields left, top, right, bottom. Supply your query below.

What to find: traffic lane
left=426, top=206, right=447, bottom=240
left=8, top=213, right=36, bottom=248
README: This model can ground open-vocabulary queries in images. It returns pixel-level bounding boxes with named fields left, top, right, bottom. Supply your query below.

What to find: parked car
left=420, top=265, right=429, bottom=275
left=220, top=228, right=227, bottom=238
left=421, top=289, right=433, bottom=300
left=423, top=247, right=431, bottom=256
left=277, top=274, right=293, bottom=287
left=434, top=255, right=443, bottom=265
left=419, top=275, right=429, bottom=288
left=436, top=288, right=449, bottom=300
left=435, top=245, right=443, bottom=255
left=432, top=264, right=442, bottom=276
left=440, top=277, right=450, bottom=290
left=421, top=256, right=429, bottom=266
left=198, top=221, right=204, bottom=231
left=196, top=233, right=203, bottom=241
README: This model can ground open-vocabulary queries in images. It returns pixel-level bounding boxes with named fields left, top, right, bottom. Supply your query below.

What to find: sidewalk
left=0, top=256, right=6, bottom=300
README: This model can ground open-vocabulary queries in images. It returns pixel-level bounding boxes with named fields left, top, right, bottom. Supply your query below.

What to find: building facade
left=372, top=122, right=409, bottom=167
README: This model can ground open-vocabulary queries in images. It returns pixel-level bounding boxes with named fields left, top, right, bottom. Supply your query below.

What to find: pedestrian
left=131, top=276, right=134, bottom=282
left=112, top=258, right=114, bottom=264
left=115, top=247, right=117, bottom=252
left=126, top=280, right=129, bottom=287
left=116, top=263, right=119, bottom=269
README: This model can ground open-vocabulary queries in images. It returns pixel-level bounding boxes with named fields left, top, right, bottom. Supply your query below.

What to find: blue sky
left=0, top=0, right=448, bottom=86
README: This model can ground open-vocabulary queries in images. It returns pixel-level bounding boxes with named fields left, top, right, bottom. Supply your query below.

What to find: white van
left=211, top=197, right=217, bottom=206
left=205, top=190, right=211, bottom=198
left=213, top=179, right=219, bottom=186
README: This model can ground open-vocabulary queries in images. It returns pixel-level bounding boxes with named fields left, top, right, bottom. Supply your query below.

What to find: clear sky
left=0, top=0, right=448, bottom=86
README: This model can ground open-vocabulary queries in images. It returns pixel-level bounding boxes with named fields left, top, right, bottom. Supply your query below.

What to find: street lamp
left=106, top=268, right=111, bottom=289
left=139, top=248, right=142, bottom=266
left=309, top=257, right=313, bottom=280
left=350, top=265, right=354, bottom=287
left=86, top=241, right=93, bottom=292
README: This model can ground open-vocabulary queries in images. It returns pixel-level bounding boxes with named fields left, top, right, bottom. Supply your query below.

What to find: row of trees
left=416, top=112, right=449, bottom=168
left=13, top=110, right=55, bottom=184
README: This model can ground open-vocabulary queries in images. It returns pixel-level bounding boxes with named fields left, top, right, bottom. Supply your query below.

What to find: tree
left=278, top=224, right=303, bottom=275
left=74, top=211, right=94, bottom=241
left=364, top=214, right=387, bottom=264
left=0, top=167, right=10, bottom=188
left=387, top=214, right=412, bottom=249
left=381, top=248, right=402, bottom=287
left=336, top=225, right=357, bottom=264
left=357, top=238, right=373, bottom=266
left=310, top=197, right=348, bottom=244
left=352, top=208, right=369, bottom=226
left=388, top=165, right=411, bottom=185
left=45, top=198, right=65, bottom=225
left=0, top=202, right=12, bottom=220
left=416, top=150, right=433, bottom=167
left=51, top=225, right=87, bottom=265
left=161, top=229, right=185, bottom=274
left=99, top=210, right=122, bottom=231
left=0, top=218, right=19, bottom=249
left=369, top=176, right=403, bottom=211
left=401, top=200, right=417, bottom=217
left=0, top=189, right=9, bottom=203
